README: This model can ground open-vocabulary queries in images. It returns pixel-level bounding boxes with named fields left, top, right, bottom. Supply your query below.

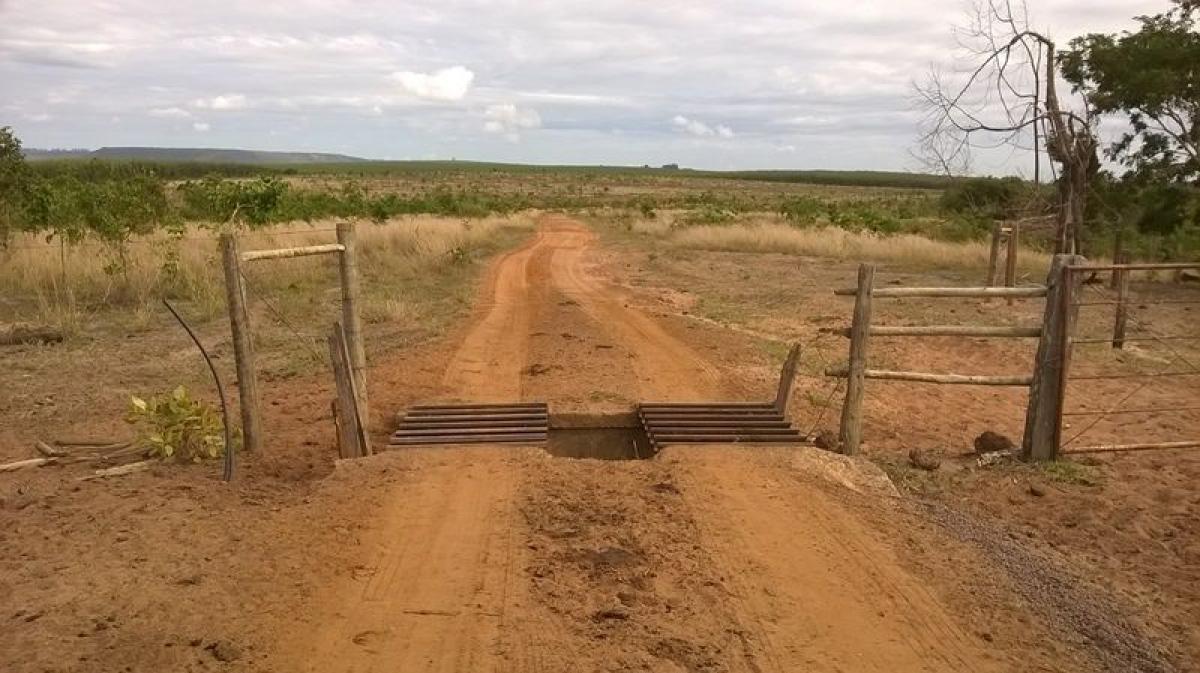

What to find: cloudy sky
left=0, top=0, right=1163, bottom=172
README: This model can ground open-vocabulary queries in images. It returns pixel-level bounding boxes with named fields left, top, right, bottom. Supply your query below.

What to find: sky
left=0, top=0, right=1165, bottom=173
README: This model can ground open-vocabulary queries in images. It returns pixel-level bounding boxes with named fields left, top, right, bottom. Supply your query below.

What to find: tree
left=0, top=126, right=31, bottom=245
left=916, top=0, right=1099, bottom=253
left=1061, top=1, right=1200, bottom=184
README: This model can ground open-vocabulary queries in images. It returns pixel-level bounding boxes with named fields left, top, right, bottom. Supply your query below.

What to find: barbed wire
left=1061, top=281, right=1200, bottom=448
left=238, top=268, right=331, bottom=365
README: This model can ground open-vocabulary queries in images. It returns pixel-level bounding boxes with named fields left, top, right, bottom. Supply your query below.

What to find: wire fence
left=1060, top=263, right=1200, bottom=454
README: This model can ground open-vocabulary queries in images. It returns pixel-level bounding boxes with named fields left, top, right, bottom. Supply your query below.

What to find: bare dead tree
left=915, top=0, right=1097, bottom=253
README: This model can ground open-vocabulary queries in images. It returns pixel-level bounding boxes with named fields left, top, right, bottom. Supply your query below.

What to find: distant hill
left=25, top=146, right=365, bottom=164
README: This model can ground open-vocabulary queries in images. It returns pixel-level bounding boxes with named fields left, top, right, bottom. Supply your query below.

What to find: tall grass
left=626, top=215, right=1052, bottom=274
left=0, top=214, right=534, bottom=330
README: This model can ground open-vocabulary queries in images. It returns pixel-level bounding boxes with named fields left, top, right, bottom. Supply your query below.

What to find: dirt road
left=282, top=216, right=1073, bottom=672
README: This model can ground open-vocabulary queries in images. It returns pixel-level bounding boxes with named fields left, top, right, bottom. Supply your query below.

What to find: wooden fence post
left=1109, top=229, right=1125, bottom=290
left=838, top=264, right=875, bottom=455
left=986, top=223, right=1003, bottom=287
left=328, top=323, right=364, bottom=459
left=220, top=233, right=263, bottom=453
left=1022, top=254, right=1082, bottom=461
left=1113, top=253, right=1130, bottom=349
left=1004, top=223, right=1020, bottom=306
left=336, top=221, right=368, bottom=430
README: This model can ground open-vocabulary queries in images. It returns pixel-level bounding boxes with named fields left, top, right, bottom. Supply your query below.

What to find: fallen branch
left=78, top=460, right=156, bottom=481
left=0, top=324, right=64, bottom=346
left=35, top=441, right=67, bottom=458
left=0, top=457, right=57, bottom=473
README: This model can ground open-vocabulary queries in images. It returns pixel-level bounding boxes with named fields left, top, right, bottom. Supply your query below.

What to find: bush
left=127, top=386, right=227, bottom=462
left=940, top=177, right=1028, bottom=219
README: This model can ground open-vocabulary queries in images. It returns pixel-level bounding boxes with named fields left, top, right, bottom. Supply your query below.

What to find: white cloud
left=192, top=94, right=247, bottom=110
left=392, top=66, right=474, bottom=102
left=483, top=103, right=541, bottom=141
left=192, top=121, right=210, bottom=132
left=149, top=106, right=192, bottom=119
left=672, top=115, right=733, bottom=138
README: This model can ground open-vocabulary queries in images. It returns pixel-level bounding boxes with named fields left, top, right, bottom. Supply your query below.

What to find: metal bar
left=640, top=413, right=786, bottom=421
left=388, top=433, right=546, bottom=445
left=833, top=286, right=1046, bottom=298
left=648, top=427, right=801, bottom=435
left=402, top=413, right=548, bottom=422
left=639, top=402, right=776, bottom=409
left=1067, top=262, right=1200, bottom=272
left=1069, top=371, right=1200, bottom=381
left=643, top=419, right=792, bottom=424
left=1063, top=440, right=1200, bottom=454
left=240, top=243, right=345, bottom=262
left=655, top=435, right=803, bottom=443
left=410, top=402, right=546, bottom=410
left=1062, top=406, right=1200, bottom=417
left=398, top=420, right=550, bottom=429
left=394, top=426, right=546, bottom=436
left=825, top=365, right=1032, bottom=386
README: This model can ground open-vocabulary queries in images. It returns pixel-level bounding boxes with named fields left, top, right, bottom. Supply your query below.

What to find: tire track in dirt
left=533, top=215, right=1008, bottom=671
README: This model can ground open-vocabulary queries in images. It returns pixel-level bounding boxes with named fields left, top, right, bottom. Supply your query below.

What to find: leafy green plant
left=127, top=386, right=227, bottom=461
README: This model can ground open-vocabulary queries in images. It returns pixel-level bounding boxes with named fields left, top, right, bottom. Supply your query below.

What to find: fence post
left=1109, top=229, right=1125, bottom=290
left=986, top=223, right=1003, bottom=287
left=1113, top=253, right=1131, bottom=349
left=328, top=323, right=364, bottom=458
left=219, top=233, right=263, bottom=453
left=1004, top=223, right=1020, bottom=306
left=336, top=221, right=369, bottom=430
left=1022, top=254, right=1082, bottom=461
left=838, top=264, right=875, bottom=455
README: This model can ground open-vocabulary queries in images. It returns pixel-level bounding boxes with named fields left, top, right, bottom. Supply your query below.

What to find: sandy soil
left=1, top=214, right=1182, bottom=672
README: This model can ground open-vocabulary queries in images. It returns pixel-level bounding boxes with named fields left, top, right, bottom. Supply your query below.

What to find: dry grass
left=0, top=214, right=535, bottom=331
left=637, top=216, right=1053, bottom=275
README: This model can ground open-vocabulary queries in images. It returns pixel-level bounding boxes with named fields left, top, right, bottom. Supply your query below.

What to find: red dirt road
left=277, top=216, right=1073, bottom=672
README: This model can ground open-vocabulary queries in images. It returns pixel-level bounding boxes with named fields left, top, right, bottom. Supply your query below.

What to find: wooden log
left=824, top=325, right=1042, bottom=338
left=1112, top=252, right=1130, bottom=349
left=220, top=233, right=263, bottom=454
left=240, top=243, right=344, bottom=262
left=986, top=222, right=1003, bottom=287
left=0, top=457, right=57, bottom=472
left=833, top=286, right=1047, bottom=298
left=838, top=264, right=875, bottom=456
left=328, top=324, right=363, bottom=459
left=35, top=441, right=66, bottom=458
left=1022, top=254, right=1084, bottom=461
left=1064, top=440, right=1200, bottom=455
left=78, top=460, right=155, bottom=481
left=772, top=343, right=802, bottom=413
left=337, top=222, right=369, bottom=432
left=0, top=324, right=64, bottom=346
left=825, top=365, right=1031, bottom=386
left=1004, top=222, right=1020, bottom=306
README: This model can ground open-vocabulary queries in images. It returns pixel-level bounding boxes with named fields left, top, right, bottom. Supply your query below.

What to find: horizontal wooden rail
left=826, top=365, right=1032, bottom=386
left=1067, top=262, right=1200, bottom=272
left=1062, top=405, right=1200, bottom=417
left=241, top=243, right=345, bottom=262
left=822, top=325, right=1041, bottom=338
left=1063, top=440, right=1200, bottom=454
left=833, top=286, right=1047, bottom=299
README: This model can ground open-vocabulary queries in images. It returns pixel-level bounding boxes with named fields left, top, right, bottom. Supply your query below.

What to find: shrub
left=127, top=386, right=227, bottom=462
left=940, top=177, right=1027, bottom=219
